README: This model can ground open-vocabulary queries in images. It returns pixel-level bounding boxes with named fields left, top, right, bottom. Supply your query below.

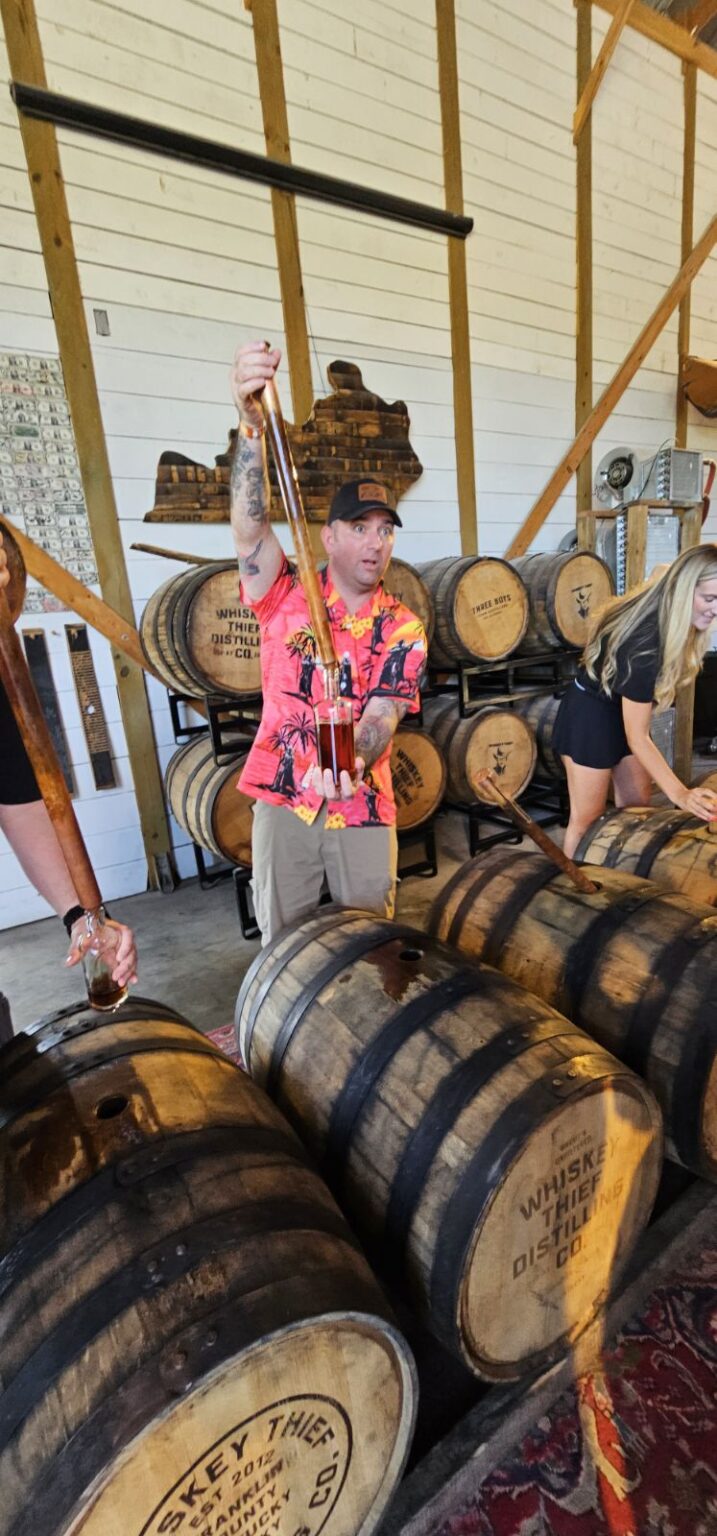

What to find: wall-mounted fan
left=594, top=447, right=642, bottom=508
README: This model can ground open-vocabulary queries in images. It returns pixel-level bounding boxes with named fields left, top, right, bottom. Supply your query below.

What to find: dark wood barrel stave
left=510, top=551, right=614, bottom=653
left=513, top=692, right=566, bottom=780
left=422, top=696, right=537, bottom=804
left=429, top=847, right=717, bottom=1179
left=390, top=726, right=447, bottom=830
left=236, top=910, right=662, bottom=1381
left=575, top=806, right=717, bottom=907
left=0, top=1000, right=416, bottom=1536
left=165, top=737, right=254, bottom=865
left=383, top=558, right=435, bottom=646
left=416, top=556, right=529, bottom=666
left=140, top=563, right=261, bottom=699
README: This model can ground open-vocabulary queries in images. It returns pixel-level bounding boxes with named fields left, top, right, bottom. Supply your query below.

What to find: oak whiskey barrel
left=513, top=693, right=566, bottom=780
left=576, top=806, right=717, bottom=908
left=511, top=551, right=614, bottom=653
left=423, top=696, right=537, bottom=804
left=140, top=562, right=261, bottom=699
left=0, top=999, right=416, bottom=1536
left=416, top=556, right=529, bottom=665
left=390, top=727, right=447, bottom=830
left=236, top=910, right=662, bottom=1381
left=430, top=847, right=717, bottom=1179
left=383, top=558, right=435, bottom=645
left=165, top=737, right=254, bottom=865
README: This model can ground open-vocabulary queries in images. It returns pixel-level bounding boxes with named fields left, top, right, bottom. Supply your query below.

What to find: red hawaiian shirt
left=238, top=559, right=427, bottom=828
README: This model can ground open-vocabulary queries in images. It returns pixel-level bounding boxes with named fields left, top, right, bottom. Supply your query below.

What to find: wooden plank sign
left=22, top=629, right=75, bottom=794
left=66, top=623, right=117, bottom=790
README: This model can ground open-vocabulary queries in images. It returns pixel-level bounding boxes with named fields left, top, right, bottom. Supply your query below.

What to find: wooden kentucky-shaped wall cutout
left=145, top=361, right=423, bottom=522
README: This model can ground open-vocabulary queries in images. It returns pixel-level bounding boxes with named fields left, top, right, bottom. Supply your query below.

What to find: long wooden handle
left=261, top=377, right=338, bottom=675
left=0, top=588, right=102, bottom=911
left=479, top=773, right=599, bottom=895
left=131, top=542, right=216, bottom=567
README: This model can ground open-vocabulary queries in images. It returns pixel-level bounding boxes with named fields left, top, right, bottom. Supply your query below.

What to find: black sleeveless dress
left=552, top=615, right=661, bottom=769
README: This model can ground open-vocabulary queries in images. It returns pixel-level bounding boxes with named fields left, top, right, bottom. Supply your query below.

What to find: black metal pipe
left=11, top=82, right=473, bottom=240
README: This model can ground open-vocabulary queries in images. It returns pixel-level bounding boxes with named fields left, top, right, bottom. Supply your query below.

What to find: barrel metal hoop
left=631, top=811, right=692, bottom=878
left=238, top=909, right=363, bottom=1070
left=0, top=1203, right=362, bottom=1453
left=3, top=1269, right=387, bottom=1536
left=621, top=913, right=717, bottom=1086
left=433, top=847, right=533, bottom=950
left=429, top=1066, right=610, bottom=1357
left=479, top=860, right=561, bottom=969
left=265, top=924, right=419, bottom=1099
left=0, top=1034, right=230, bottom=1134
left=324, top=966, right=489, bottom=1183
left=0, top=1126, right=308, bottom=1305
left=560, top=884, right=658, bottom=1021
left=574, top=808, right=626, bottom=864
left=386, top=1015, right=576, bottom=1282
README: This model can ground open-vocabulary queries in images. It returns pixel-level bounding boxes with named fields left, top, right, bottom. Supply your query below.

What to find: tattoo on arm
left=355, top=697, right=409, bottom=768
left=230, top=435, right=271, bottom=532
left=238, top=538, right=263, bottom=576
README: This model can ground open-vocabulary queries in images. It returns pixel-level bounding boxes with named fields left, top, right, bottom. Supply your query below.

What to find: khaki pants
left=251, top=801, right=398, bottom=944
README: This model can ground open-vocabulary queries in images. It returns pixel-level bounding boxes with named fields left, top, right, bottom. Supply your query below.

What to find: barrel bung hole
left=399, top=947, right=423, bottom=962
left=95, top=1093, right=129, bottom=1121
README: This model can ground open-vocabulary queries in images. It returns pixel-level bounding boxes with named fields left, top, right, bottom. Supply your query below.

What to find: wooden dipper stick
left=261, top=375, right=338, bottom=679
left=477, top=771, right=599, bottom=895
left=0, top=585, right=103, bottom=912
left=130, top=542, right=216, bottom=566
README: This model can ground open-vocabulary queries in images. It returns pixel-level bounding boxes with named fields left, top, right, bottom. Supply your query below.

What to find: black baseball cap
left=328, top=479, right=402, bottom=528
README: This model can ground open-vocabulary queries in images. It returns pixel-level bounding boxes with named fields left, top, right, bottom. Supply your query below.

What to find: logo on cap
left=358, top=483, right=388, bottom=504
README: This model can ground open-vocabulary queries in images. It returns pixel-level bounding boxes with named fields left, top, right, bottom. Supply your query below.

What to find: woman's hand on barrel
left=301, top=759, right=366, bottom=801
left=676, top=784, right=717, bottom=821
left=230, top=340, right=282, bottom=431
left=66, top=918, right=139, bottom=986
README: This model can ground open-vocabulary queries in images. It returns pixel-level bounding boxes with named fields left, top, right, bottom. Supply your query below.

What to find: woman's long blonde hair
left=584, top=542, right=717, bottom=711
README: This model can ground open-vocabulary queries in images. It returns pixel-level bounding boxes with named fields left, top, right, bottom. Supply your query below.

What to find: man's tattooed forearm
left=238, top=538, right=263, bottom=576
left=355, top=698, right=408, bottom=768
left=231, top=436, right=270, bottom=526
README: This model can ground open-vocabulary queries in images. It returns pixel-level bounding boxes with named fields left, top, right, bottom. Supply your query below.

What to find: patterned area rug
left=437, top=1234, right=717, bottom=1536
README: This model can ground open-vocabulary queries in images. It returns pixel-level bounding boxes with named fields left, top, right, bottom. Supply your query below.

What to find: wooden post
left=504, top=212, right=717, bottom=557
left=436, top=0, right=478, bottom=557
left=1, top=0, right=174, bottom=891
left=676, top=63, right=697, bottom=449
left=624, top=503, right=649, bottom=591
left=244, top=0, right=313, bottom=427
left=674, top=503, right=702, bottom=782
left=576, top=510, right=597, bottom=551
left=576, top=1, right=594, bottom=519
left=573, top=0, right=635, bottom=143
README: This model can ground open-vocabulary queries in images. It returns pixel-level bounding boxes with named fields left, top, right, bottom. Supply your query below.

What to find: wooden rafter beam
left=436, top=0, right=478, bottom=557
left=679, top=0, right=717, bottom=36
left=590, top=0, right=717, bottom=79
left=676, top=63, right=697, bottom=447
left=574, top=0, right=635, bottom=142
left=576, top=1, right=594, bottom=515
left=504, top=211, right=717, bottom=557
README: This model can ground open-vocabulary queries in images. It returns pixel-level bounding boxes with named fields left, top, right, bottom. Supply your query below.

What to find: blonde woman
left=552, top=543, right=717, bottom=857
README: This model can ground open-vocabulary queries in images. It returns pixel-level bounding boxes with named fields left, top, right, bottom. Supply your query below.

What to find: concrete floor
left=0, top=808, right=478, bottom=1037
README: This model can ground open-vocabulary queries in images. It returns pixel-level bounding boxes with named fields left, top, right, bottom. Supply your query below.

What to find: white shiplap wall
left=0, top=0, right=716, bottom=926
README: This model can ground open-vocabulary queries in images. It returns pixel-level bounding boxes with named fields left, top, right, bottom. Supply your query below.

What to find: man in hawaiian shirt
left=230, top=339, right=427, bottom=942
